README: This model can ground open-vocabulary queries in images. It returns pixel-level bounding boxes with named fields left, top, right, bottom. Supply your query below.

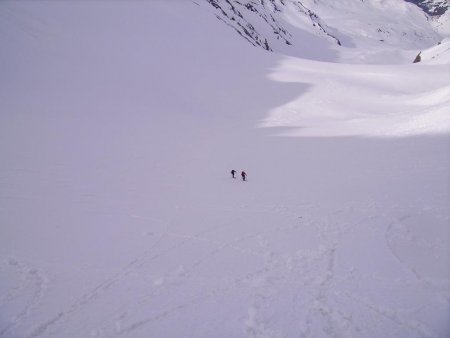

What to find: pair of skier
left=231, top=169, right=247, bottom=181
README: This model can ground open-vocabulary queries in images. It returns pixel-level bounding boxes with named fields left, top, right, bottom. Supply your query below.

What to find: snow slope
left=260, top=50, right=450, bottom=137
left=1, top=1, right=449, bottom=338
left=419, top=37, right=450, bottom=63
left=200, top=0, right=446, bottom=63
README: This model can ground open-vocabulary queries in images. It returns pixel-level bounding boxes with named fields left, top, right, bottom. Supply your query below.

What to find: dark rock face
left=404, top=0, right=449, bottom=16
left=203, top=0, right=341, bottom=53
left=201, top=0, right=444, bottom=55
left=413, top=52, right=422, bottom=63
left=205, top=0, right=292, bottom=51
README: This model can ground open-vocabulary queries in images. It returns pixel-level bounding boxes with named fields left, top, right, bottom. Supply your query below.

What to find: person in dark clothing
left=231, top=169, right=236, bottom=178
left=241, top=171, right=247, bottom=181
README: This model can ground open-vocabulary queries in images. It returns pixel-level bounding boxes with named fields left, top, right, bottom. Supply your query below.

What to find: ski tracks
left=115, top=214, right=302, bottom=337
left=237, top=202, right=442, bottom=338
left=238, top=206, right=347, bottom=338
left=26, top=230, right=171, bottom=337
left=0, top=257, right=49, bottom=338
left=27, top=213, right=256, bottom=337
left=13, top=202, right=447, bottom=337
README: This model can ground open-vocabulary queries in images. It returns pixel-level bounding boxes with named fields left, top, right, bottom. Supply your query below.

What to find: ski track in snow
left=27, top=212, right=266, bottom=337
left=1, top=201, right=447, bottom=337
left=27, top=228, right=195, bottom=337
left=27, top=207, right=295, bottom=336
left=385, top=215, right=450, bottom=301
left=0, top=258, right=48, bottom=338
left=114, top=218, right=304, bottom=337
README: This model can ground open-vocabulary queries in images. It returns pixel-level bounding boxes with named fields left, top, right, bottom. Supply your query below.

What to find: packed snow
left=1, top=1, right=449, bottom=338
left=419, top=37, right=450, bottom=64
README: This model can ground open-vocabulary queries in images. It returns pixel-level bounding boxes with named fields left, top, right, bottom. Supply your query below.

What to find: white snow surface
left=434, top=11, right=450, bottom=36
left=1, top=1, right=449, bottom=338
left=420, top=37, right=450, bottom=64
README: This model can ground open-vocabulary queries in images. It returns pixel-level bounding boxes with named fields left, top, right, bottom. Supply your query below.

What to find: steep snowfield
left=1, top=1, right=449, bottom=338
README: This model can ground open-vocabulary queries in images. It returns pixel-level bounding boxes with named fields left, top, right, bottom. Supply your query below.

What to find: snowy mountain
left=406, top=0, right=450, bottom=36
left=405, top=0, right=449, bottom=16
left=199, top=0, right=447, bottom=62
left=1, top=1, right=449, bottom=338
left=200, top=0, right=341, bottom=55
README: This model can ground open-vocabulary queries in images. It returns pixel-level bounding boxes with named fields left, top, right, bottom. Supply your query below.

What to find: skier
left=241, top=171, right=247, bottom=181
left=231, top=169, right=236, bottom=178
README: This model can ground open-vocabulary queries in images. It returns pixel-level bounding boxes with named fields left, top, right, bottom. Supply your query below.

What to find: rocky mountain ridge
left=197, top=0, right=448, bottom=60
left=405, top=0, right=449, bottom=16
